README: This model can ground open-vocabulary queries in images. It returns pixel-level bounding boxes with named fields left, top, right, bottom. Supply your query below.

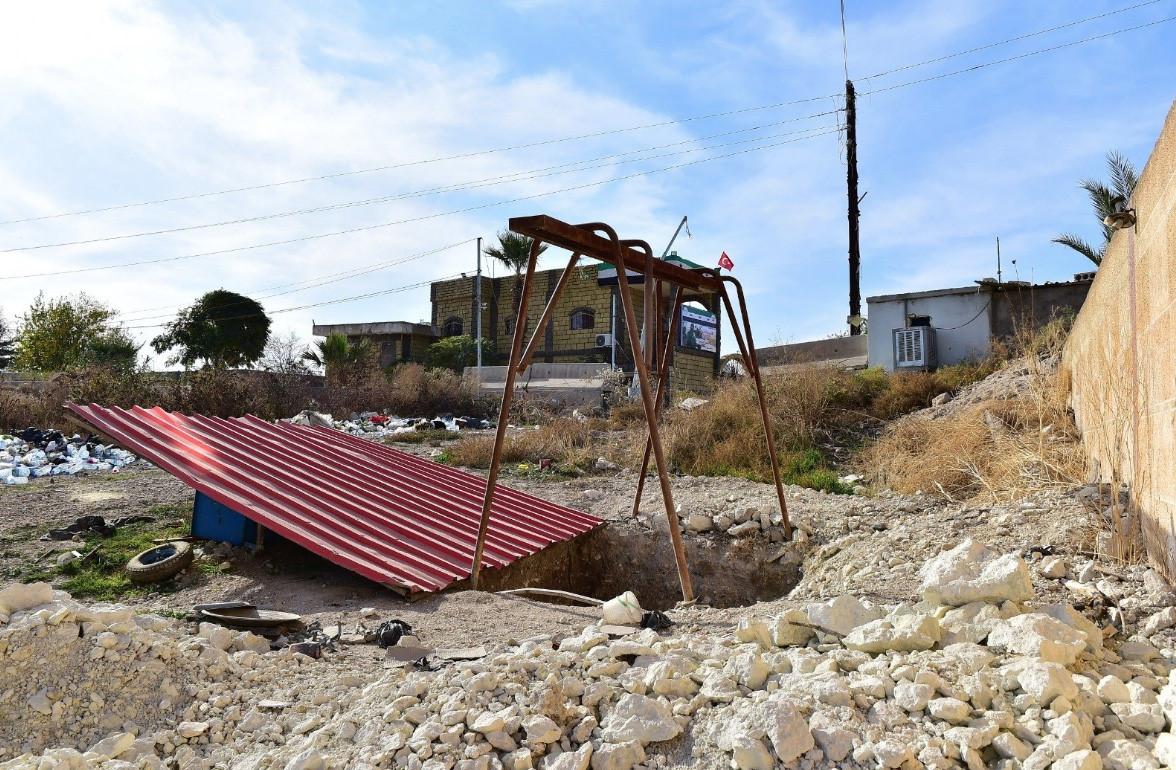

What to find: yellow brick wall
left=671, top=349, right=716, bottom=394
left=1062, top=97, right=1176, bottom=579
left=429, top=266, right=717, bottom=388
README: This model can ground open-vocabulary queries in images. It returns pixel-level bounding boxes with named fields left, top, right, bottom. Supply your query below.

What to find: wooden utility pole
left=845, top=79, right=862, bottom=336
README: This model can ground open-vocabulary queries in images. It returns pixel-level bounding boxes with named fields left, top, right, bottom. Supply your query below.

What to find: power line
left=864, top=0, right=1169, bottom=80
left=839, top=0, right=850, bottom=82
left=114, top=238, right=475, bottom=320
left=124, top=273, right=463, bottom=331
left=0, top=126, right=841, bottom=280
left=0, top=116, right=839, bottom=254
left=861, top=14, right=1176, bottom=96
left=0, top=94, right=841, bottom=226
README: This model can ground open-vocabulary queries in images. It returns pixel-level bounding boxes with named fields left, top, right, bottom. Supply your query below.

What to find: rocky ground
left=1, top=360, right=1174, bottom=768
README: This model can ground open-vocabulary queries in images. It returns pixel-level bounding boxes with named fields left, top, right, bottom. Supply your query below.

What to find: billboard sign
left=679, top=305, right=717, bottom=353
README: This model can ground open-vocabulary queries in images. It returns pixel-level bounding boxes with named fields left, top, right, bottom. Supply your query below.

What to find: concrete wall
left=1062, top=98, right=1176, bottom=579
left=991, top=281, right=1091, bottom=338
left=867, top=290, right=992, bottom=370
left=757, top=335, right=868, bottom=370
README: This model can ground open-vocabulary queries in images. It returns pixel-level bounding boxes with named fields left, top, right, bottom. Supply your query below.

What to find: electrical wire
left=863, top=0, right=1169, bottom=80
left=113, top=238, right=475, bottom=320
left=0, top=94, right=841, bottom=226
left=0, top=126, right=841, bottom=280
left=2, top=0, right=1165, bottom=230
left=123, top=274, right=464, bottom=331
left=0, top=117, right=839, bottom=253
left=861, top=14, right=1176, bottom=96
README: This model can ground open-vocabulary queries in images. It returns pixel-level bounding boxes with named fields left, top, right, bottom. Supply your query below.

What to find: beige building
left=430, top=257, right=721, bottom=393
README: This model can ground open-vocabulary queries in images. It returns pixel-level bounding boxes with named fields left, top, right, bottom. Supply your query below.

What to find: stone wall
left=1062, top=97, right=1176, bottom=579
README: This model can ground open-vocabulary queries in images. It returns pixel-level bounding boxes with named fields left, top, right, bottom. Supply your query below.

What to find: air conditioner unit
left=594, top=333, right=613, bottom=348
left=893, top=327, right=937, bottom=370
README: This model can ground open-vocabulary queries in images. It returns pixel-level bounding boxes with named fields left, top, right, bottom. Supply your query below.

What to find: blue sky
left=1, top=0, right=1174, bottom=362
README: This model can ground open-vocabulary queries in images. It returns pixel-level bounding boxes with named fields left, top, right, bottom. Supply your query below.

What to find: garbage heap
left=0, top=429, right=137, bottom=485
left=3, top=540, right=1176, bottom=769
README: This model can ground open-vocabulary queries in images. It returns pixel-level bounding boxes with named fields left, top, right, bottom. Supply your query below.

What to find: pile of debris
left=0, top=428, right=137, bottom=485
left=287, top=410, right=488, bottom=439
left=2, top=539, right=1175, bottom=769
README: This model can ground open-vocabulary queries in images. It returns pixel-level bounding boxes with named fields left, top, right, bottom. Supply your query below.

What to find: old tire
left=126, top=541, right=193, bottom=584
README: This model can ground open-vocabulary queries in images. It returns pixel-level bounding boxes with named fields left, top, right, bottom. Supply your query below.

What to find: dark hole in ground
left=483, top=525, right=807, bottom=611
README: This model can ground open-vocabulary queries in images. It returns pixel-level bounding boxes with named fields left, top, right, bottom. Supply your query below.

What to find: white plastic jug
left=602, top=591, right=644, bottom=625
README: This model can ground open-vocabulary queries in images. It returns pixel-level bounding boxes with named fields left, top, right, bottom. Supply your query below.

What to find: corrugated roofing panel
left=67, top=404, right=603, bottom=594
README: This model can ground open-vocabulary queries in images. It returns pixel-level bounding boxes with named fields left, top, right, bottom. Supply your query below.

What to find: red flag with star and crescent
left=718, top=252, right=734, bottom=271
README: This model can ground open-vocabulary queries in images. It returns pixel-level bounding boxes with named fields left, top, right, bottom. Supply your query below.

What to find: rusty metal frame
left=470, top=215, right=790, bottom=600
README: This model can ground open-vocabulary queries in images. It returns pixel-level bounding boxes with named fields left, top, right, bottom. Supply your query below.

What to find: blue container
left=191, top=491, right=259, bottom=546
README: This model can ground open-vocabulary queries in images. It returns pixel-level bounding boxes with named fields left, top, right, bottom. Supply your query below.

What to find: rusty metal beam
left=607, top=228, right=694, bottom=603
left=632, top=289, right=684, bottom=517
left=508, top=215, right=720, bottom=294
left=721, top=277, right=791, bottom=539
left=472, top=239, right=544, bottom=589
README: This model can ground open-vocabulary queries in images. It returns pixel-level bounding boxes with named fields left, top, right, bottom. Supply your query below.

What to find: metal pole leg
left=471, top=241, right=543, bottom=589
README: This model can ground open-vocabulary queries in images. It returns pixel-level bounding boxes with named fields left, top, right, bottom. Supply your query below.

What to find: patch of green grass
left=24, top=520, right=191, bottom=601
left=147, top=503, right=191, bottom=518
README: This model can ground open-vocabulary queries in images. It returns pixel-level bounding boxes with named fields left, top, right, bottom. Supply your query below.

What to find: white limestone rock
left=1108, top=702, right=1164, bottom=732
left=927, top=697, right=970, bottom=723
left=600, top=694, right=682, bottom=745
left=987, top=613, right=1086, bottom=665
left=0, top=581, right=54, bottom=614
left=771, top=610, right=815, bottom=647
left=919, top=540, right=1033, bottom=606
left=754, top=695, right=814, bottom=764
left=728, top=735, right=774, bottom=770
left=1154, top=733, right=1176, bottom=769
left=893, top=681, right=934, bottom=712
left=1097, top=738, right=1160, bottom=770
left=1017, top=661, right=1079, bottom=706
left=1141, top=606, right=1176, bottom=637
left=686, top=514, right=714, bottom=533
left=808, top=713, right=854, bottom=763
left=844, top=613, right=940, bottom=653
left=805, top=594, right=884, bottom=636
left=284, top=749, right=325, bottom=770
left=1097, top=676, right=1131, bottom=705
left=87, top=732, right=135, bottom=760
left=872, top=738, right=914, bottom=769
left=938, top=602, right=1003, bottom=645
left=1040, top=555, right=1068, bottom=579
left=544, top=742, right=592, bottom=770
left=1052, top=749, right=1102, bottom=770
left=589, top=741, right=645, bottom=770
left=524, top=715, right=563, bottom=745
left=735, top=619, right=772, bottom=649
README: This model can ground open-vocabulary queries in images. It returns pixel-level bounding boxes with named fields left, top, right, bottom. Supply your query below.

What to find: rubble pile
left=3, top=538, right=1176, bottom=769
left=0, top=429, right=137, bottom=485
left=287, top=410, right=488, bottom=440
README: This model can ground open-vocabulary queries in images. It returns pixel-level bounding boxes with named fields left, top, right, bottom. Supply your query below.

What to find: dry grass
left=444, top=418, right=602, bottom=471
left=860, top=355, right=1085, bottom=502
left=0, top=363, right=487, bottom=431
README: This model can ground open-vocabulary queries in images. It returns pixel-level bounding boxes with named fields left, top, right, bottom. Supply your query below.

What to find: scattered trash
left=435, top=646, right=487, bottom=661
left=679, top=397, right=709, bottom=410
left=375, top=619, right=413, bottom=648
left=289, top=641, right=322, bottom=659
left=56, top=550, right=83, bottom=566
left=602, top=591, right=644, bottom=625
left=286, top=410, right=489, bottom=440
left=198, top=606, right=302, bottom=628
left=41, top=515, right=154, bottom=541
left=0, top=429, right=137, bottom=484
left=125, top=541, right=193, bottom=583
left=641, top=610, right=673, bottom=631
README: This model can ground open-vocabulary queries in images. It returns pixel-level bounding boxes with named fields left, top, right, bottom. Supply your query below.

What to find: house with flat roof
left=310, top=321, right=438, bottom=368
left=866, top=274, right=1094, bottom=371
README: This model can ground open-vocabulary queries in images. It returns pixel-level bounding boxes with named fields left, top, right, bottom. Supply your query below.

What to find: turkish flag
left=718, top=252, right=734, bottom=271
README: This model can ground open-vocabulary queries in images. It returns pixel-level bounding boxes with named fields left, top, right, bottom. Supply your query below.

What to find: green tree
left=423, top=334, right=493, bottom=372
left=13, top=292, right=138, bottom=372
left=484, top=231, right=546, bottom=335
left=0, top=308, right=14, bottom=370
left=302, top=333, right=376, bottom=386
left=152, top=290, right=271, bottom=368
left=1053, top=150, right=1138, bottom=266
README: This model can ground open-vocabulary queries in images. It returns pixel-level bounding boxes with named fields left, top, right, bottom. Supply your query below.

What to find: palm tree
left=302, top=333, right=375, bottom=385
left=483, top=232, right=546, bottom=336
left=1053, top=151, right=1138, bottom=266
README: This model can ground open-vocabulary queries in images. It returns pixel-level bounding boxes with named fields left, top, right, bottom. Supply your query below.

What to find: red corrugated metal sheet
left=67, top=404, right=603, bottom=594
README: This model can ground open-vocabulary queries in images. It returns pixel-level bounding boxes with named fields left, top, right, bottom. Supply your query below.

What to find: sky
left=1, top=0, right=1174, bottom=365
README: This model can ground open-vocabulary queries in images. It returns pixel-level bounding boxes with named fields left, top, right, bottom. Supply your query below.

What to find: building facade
left=430, top=260, right=721, bottom=393
left=310, top=321, right=438, bottom=368
left=866, top=277, right=1093, bottom=371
